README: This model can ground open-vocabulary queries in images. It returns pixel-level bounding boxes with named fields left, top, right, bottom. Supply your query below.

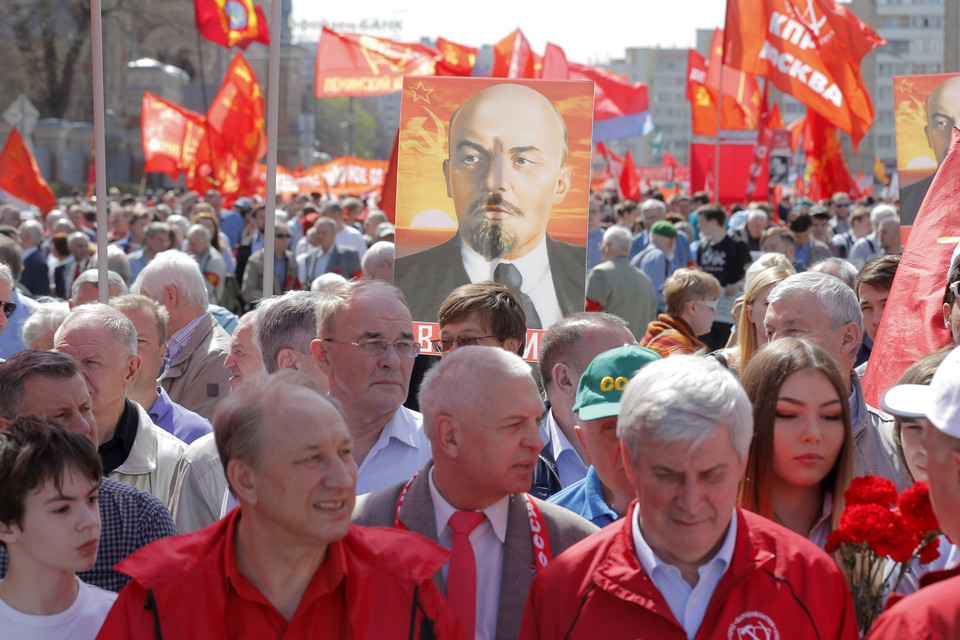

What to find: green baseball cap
left=649, top=220, right=678, bottom=239
left=573, top=345, right=661, bottom=421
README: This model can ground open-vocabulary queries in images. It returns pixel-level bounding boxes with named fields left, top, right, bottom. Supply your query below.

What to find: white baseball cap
left=882, top=347, right=960, bottom=439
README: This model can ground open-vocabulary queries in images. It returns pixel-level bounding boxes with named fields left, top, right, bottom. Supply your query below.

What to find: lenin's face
left=444, top=84, right=573, bottom=261
left=925, top=77, right=960, bottom=166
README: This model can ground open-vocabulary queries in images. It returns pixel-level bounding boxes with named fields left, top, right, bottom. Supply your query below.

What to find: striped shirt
left=165, top=312, right=208, bottom=366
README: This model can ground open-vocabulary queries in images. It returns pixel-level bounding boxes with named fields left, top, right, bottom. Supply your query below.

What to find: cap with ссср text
left=573, top=345, right=660, bottom=422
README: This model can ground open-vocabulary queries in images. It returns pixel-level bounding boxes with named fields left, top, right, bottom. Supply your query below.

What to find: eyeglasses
left=275, top=233, right=291, bottom=239
left=431, top=336, right=498, bottom=353
left=835, top=203, right=850, bottom=208
left=0, top=301, right=16, bottom=319
left=322, top=338, right=420, bottom=358
left=697, top=299, right=719, bottom=312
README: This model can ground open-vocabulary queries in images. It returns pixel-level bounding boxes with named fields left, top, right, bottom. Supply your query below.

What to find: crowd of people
left=0, top=183, right=956, bottom=639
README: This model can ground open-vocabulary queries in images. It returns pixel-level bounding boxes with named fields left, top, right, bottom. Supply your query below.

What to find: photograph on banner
left=394, top=76, right=594, bottom=336
left=768, top=130, right=792, bottom=187
left=894, top=72, right=960, bottom=230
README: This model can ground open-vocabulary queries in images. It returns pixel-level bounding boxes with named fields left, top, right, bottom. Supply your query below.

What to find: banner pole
left=91, top=0, right=108, bottom=302
left=262, top=0, right=282, bottom=300
left=714, top=48, right=724, bottom=205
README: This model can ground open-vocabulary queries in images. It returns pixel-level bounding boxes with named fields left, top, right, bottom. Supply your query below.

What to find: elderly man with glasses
left=0, top=263, right=18, bottom=356
left=310, top=279, right=432, bottom=494
left=240, top=223, right=299, bottom=307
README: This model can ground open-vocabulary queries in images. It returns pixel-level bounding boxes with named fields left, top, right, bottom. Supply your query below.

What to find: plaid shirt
left=0, top=477, right=178, bottom=592
left=165, top=312, right=207, bottom=366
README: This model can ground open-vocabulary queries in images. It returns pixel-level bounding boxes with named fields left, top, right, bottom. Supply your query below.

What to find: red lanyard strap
left=392, top=474, right=552, bottom=572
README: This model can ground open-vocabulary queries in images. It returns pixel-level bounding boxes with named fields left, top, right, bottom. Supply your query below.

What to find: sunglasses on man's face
left=1, top=301, right=16, bottom=319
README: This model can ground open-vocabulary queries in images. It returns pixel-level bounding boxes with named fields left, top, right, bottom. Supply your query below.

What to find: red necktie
left=446, top=510, right=485, bottom=637
left=74, top=262, right=81, bottom=280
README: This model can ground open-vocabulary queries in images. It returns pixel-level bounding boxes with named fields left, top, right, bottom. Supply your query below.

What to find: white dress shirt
left=461, top=236, right=563, bottom=328
left=633, top=507, right=738, bottom=640
left=335, top=226, right=367, bottom=259
left=429, top=468, right=508, bottom=640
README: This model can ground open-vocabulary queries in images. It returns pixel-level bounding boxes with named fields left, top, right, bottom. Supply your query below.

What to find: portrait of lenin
left=395, top=82, right=588, bottom=330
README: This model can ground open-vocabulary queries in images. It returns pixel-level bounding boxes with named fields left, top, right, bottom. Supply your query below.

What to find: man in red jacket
left=520, top=354, right=858, bottom=640
left=97, top=371, right=463, bottom=639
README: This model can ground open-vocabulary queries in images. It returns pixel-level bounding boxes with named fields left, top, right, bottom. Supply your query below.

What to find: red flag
left=314, top=27, right=439, bottom=98
left=540, top=42, right=569, bottom=80
left=436, top=37, right=477, bottom=76
left=378, top=128, right=400, bottom=223
left=141, top=92, right=207, bottom=179
left=690, top=132, right=769, bottom=206
left=800, top=109, right=857, bottom=201
left=688, top=49, right=719, bottom=137
left=187, top=54, right=265, bottom=201
left=194, top=0, right=268, bottom=49
left=662, top=152, right=678, bottom=168
left=705, top=29, right=762, bottom=130
left=492, top=29, right=537, bottom=78
left=723, top=0, right=884, bottom=151
left=746, top=83, right=772, bottom=198
left=863, top=127, right=960, bottom=406
left=0, top=128, right=56, bottom=213
left=620, top=151, right=641, bottom=201
left=769, top=102, right=785, bottom=130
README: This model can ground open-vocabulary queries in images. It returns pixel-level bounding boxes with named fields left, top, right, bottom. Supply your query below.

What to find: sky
left=289, top=1, right=729, bottom=65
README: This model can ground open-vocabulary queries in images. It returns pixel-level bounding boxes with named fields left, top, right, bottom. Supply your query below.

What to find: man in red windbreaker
left=96, top=371, right=463, bottom=639
left=520, top=354, right=858, bottom=640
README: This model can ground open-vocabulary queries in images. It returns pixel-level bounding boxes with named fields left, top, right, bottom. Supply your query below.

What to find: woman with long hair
left=714, top=264, right=794, bottom=373
left=739, top=338, right=854, bottom=547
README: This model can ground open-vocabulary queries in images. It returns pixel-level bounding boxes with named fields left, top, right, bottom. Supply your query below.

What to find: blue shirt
left=632, top=245, right=673, bottom=312
left=633, top=506, right=738, bottom=640
left=586, top=226, right=604, bottom=270
left=0, top=288, right=38, bottom=358
left=630, top=230, right=692, bottom=269
left=219, top=209, right=243, bottom=250
left=547, top=466, right=619, bottom=528
left=355, top=406, right=433, bottom=495
left=795, top=239, right=812, bottom=268
left=148, top=386, right=213, bottom=444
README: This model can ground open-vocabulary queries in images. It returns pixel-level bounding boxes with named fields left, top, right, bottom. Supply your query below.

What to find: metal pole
left=347, top=97, right=355, bottom=157
left=91, top=0, right=109, bottom=302
left=262, top=0, right=282, bottom=300
left=713, top=56, right=724, bottom=205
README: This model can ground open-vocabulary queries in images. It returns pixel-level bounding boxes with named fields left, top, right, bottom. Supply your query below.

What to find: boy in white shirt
left=0, top=416, right=117, bottom=639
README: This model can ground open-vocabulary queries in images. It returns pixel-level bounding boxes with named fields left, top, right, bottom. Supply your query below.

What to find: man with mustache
left=396, top=83, right=587, bottom=330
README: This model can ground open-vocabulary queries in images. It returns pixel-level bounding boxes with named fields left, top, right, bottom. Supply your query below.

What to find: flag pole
left=195, top=32, right=218, bottom=188
left=713, top=40, right=724, bottom=205
left=261, top=0, right=282, bottom=300
left=90, top=0, right=108, bottom=302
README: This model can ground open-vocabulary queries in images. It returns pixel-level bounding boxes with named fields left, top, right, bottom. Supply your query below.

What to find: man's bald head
left=449, top=83, right=568, bottom=167
left=925, top=76, right=960, bottom=166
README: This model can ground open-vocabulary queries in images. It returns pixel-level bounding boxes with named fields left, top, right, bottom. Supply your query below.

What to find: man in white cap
left=869, top=346, right=960, bottom=637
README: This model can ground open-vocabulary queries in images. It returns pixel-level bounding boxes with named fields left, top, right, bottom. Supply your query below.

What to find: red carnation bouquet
left=826, top=477, right=941, bottom=636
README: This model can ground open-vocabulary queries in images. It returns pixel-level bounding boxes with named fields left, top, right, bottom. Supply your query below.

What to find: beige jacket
left=852, top=373, right=913, bottom=491
left=160, top=313, right=232, bottom=422
left=168, top=433, right=227, bottom=534
left=110, top=401, right=188, bottom=509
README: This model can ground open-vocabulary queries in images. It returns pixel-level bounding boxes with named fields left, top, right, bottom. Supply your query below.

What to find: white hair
left=767, top=271, right=862, bottom=334
left=809, top=257, right=858, bottom=290
left=618, top=354, right=753, bottom=462
left=132, top=249, right=209, bottom=310
left=18, top=220, right=44, bottom=246
left=187, top=224, right=211, bottom=243
left=71, top=269, right=129, bottom=304
left=602, top=225, right=632, bottom=253
left=746, top=209, right=769, bottom=224
left=166, top=214, right=190, bottom=236
left=361, top=241, right=394, bottom=277
left=639, top=198, right=667, bottom=216
left=870, top=203, right=897, bottom=229
left=88, top=245, right=132, bottom=285
left=22, top=301, right=70, bottom=349
left=0, top=262, right=13, bottom=290
left=310, top=272, right=348, bottom=292
left=418, top=346, right=534, bottom=440
left=55, top=303, right=138, bottom=358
